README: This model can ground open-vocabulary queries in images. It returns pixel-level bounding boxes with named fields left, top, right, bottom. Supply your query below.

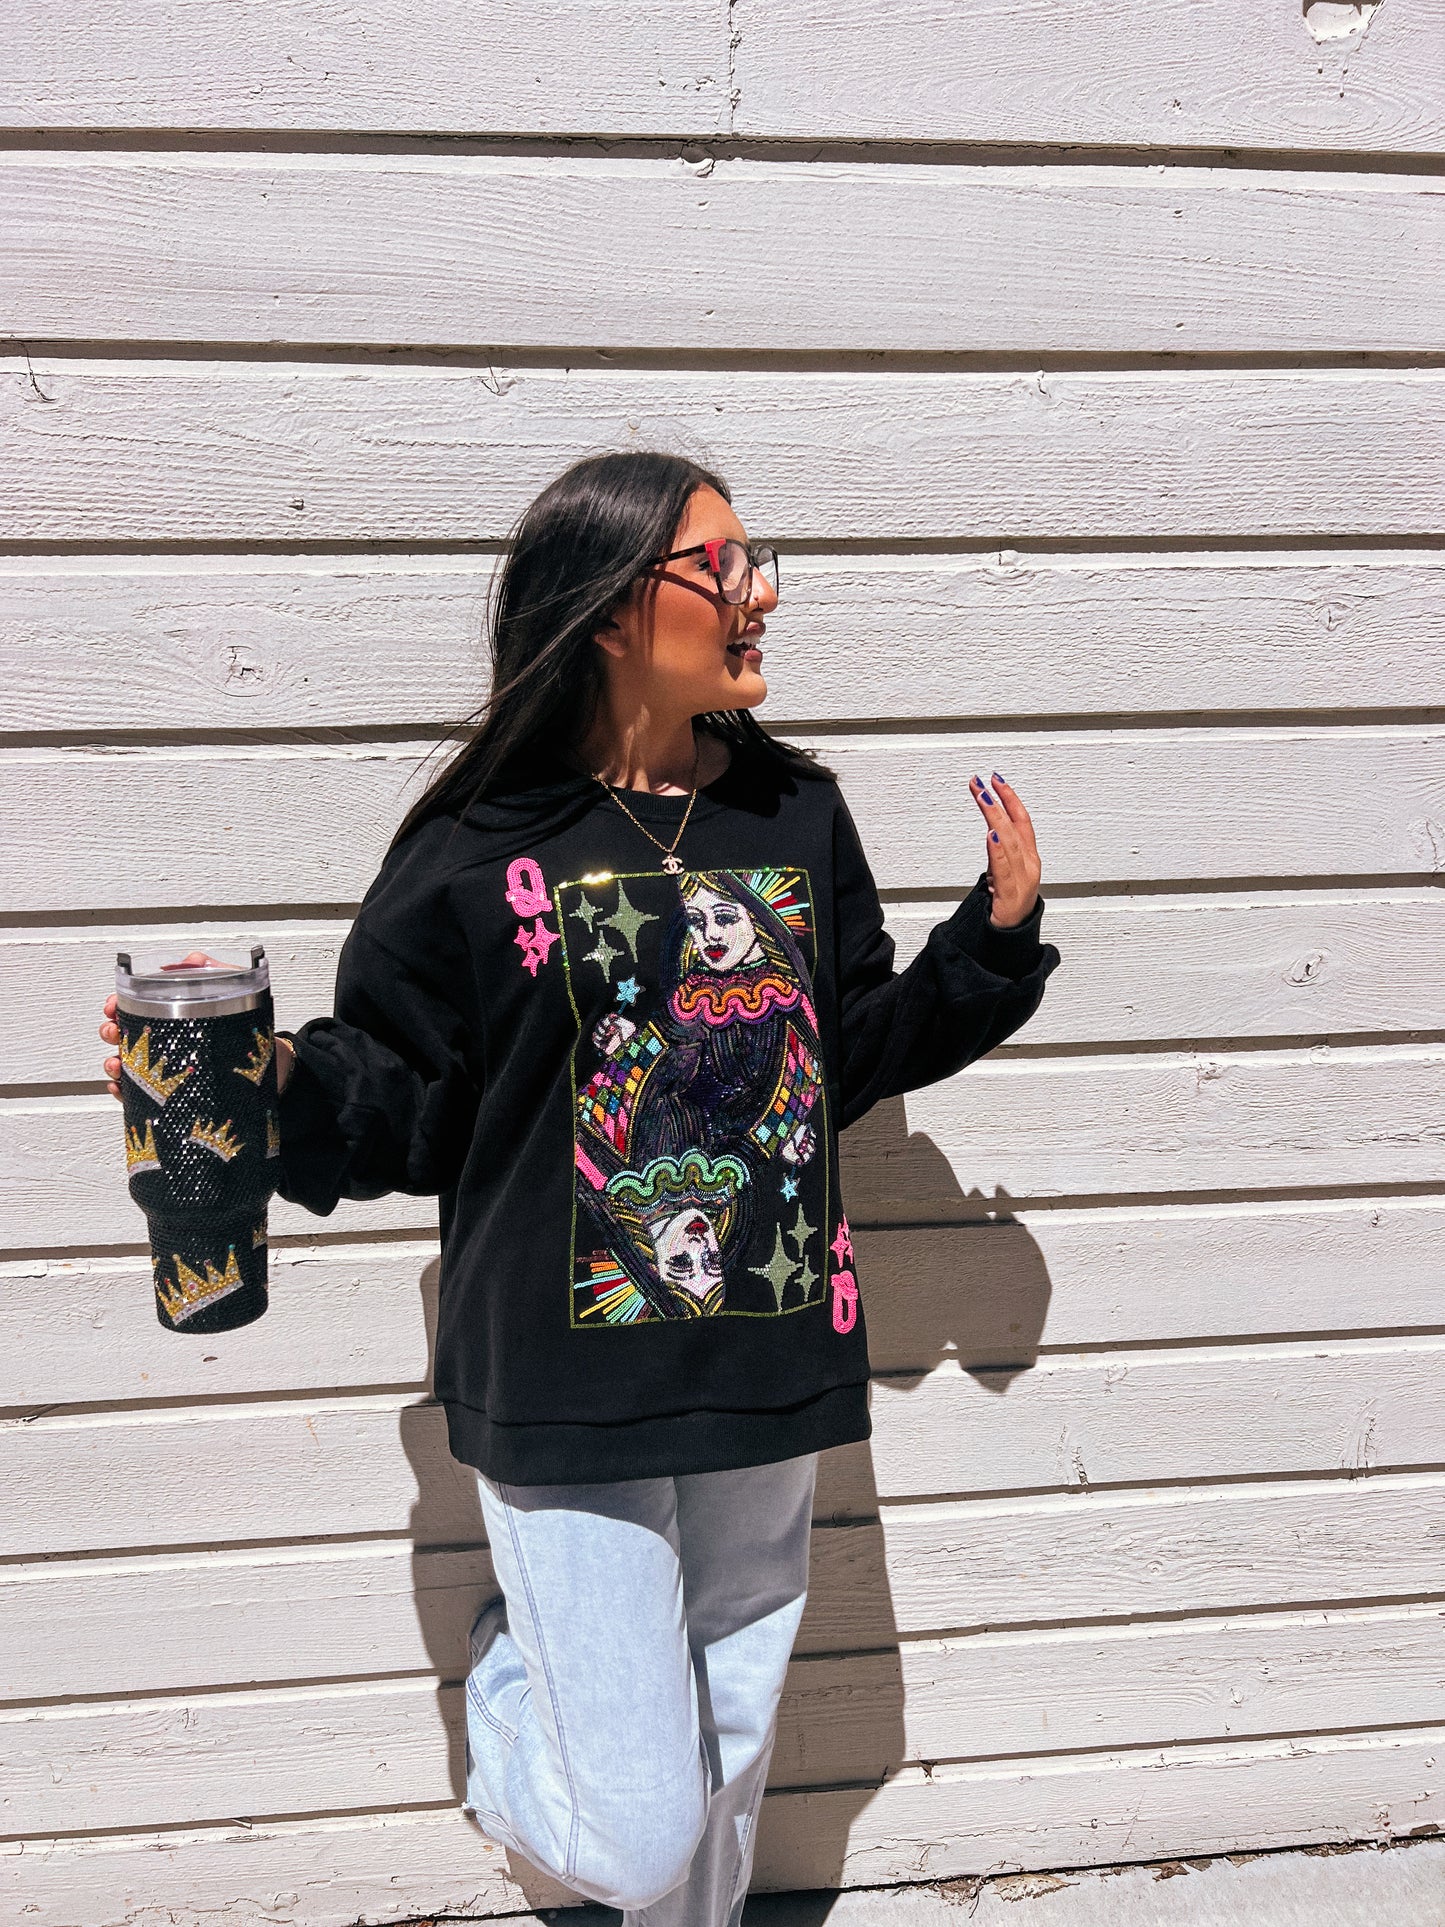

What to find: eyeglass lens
left=720, top=541, right=778, bottom=604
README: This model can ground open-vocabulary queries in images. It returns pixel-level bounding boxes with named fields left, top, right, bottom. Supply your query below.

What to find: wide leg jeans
left=462, top=1449, right=819, bottom=1926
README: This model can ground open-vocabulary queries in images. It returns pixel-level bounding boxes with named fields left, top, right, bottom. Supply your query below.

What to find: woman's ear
left=593, top=582, right=641, bottom=658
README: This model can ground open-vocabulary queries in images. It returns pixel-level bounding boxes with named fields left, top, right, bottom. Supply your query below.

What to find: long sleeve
left=832, top=789, right=1061, bottom=1131
left=273, top=835, right=486, bottom=1218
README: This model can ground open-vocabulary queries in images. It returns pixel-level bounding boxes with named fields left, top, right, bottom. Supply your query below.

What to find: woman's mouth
left=727, top=623, right=765, bottom=659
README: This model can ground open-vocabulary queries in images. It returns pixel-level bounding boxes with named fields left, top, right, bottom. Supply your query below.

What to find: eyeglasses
left=650, top=537, right=779, bottom=606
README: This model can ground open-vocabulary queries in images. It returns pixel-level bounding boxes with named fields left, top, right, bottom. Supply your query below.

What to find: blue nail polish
left=980, top=789, right=995, bottom=805
left=992, top=770, right=1006, bottom=785
left=991, top=830, right=999, bottom=841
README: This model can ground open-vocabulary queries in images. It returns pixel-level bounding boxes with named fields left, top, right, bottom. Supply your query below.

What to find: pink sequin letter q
left=505, top=858, right=553, bottom=919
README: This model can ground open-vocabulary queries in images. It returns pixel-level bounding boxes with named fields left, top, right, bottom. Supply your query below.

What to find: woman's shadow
left=396, top=1088, right=1052, bottom=1918
left=746, top=1095, right=1053, bottom=1914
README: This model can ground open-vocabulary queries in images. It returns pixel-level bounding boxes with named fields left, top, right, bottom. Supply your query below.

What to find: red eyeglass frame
left=649, top=537, right=778, bottom=605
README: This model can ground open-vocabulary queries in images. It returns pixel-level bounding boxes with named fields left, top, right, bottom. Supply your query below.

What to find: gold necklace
left=592, top=736, right=701, bottom=876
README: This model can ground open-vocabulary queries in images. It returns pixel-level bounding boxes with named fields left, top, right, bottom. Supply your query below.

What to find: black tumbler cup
left=115, top=944, right=279, bottom=1332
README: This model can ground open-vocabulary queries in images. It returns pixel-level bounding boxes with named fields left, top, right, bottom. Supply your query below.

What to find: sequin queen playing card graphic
left=562, top=867, right=829, bottom=1325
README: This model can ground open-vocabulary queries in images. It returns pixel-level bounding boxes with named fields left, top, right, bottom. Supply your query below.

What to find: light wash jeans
left=461, top=1449, right=819, bottom=1926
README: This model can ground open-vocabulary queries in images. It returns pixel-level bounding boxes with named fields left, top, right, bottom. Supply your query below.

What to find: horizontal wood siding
left=4, top=0, right=1443, bottom=1919
left=8, top=366, right=1445, bottom=542
left=7, top=157, right=1445, bottom=352
left=730, top=1, right=1445, bottom=153
left=11, top=1, right=1444, bottom=150
left=6, top=551, right=1445, bottom=732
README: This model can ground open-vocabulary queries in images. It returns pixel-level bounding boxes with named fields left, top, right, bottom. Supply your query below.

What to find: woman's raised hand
left=592, top=1012, right=637, bottom=1057
left=969, top=772, right=1044, bottom=930
left=99, top=950, right=294, bottom=1099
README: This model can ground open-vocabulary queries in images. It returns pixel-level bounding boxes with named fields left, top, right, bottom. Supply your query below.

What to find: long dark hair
left=388, top=449, right=837, bottom=854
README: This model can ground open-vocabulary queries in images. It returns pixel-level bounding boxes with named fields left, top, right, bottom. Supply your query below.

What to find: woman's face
left=594, top=486, right=778, bottom=718
left=685, top=885, right=761, bottom=972
left=652, top=1206, right=724, bottom=1301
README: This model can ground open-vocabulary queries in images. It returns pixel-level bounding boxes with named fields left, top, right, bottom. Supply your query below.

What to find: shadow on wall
left=747, top=1096, right=1053, bottom=1903
left=397, top=1090, right=1053, bottom=1914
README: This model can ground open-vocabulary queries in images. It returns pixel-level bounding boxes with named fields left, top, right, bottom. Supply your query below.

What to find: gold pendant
left=661, top=852, right=683, bottom=874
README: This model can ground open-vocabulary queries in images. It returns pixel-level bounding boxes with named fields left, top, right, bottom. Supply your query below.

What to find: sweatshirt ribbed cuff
left=273, top=1029, right=355, bottom=1212
left=275, top=1030, right=338, bottom=1133
left=942, top=872, right=1048, bottom=981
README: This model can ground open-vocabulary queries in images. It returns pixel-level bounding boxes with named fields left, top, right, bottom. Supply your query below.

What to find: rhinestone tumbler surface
left=118, top=1000, right=279, bottom=1332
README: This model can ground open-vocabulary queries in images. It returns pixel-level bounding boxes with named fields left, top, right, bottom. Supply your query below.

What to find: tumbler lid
left=115, top=942, right=270, bottom=1004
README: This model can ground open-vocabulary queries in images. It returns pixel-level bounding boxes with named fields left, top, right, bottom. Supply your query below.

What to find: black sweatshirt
left=275, top=736, right=1062, bottom=1484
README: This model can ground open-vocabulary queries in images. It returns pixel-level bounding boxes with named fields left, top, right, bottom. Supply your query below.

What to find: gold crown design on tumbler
left=156, top=1243, right=244, bottom=1323
left=121, top=1026, right=196, bottom=1105
left=234, top=1028, right=275, bottom=1086
left=252, top=1217, right=267, bottom=1248
left=189, top=1116, right=243, bottom=1161
left=125, top=1116, right=162, bottom=1175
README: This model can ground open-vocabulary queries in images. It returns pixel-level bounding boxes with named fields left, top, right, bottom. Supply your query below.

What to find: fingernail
left=992, top=770, right=1007, bottom=785
left=991, top=830, right=1000, bottom=841
left=980, top=788, right=995, bottom=805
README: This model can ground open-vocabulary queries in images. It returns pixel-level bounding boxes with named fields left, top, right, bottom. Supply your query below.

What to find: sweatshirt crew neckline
left=558, top=740, right=742, bottom=827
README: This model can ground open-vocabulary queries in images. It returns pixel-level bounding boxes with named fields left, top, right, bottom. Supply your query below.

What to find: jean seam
left=465, top=1794, right=512, bottom=1834
left=467, top=1596, right=521, bottom=1746
left=467, top=1669, right=520, bottom=1748
left=499, top=1479, right=585, bottom=1883
left=721, top=1741, right=768, bottom=1926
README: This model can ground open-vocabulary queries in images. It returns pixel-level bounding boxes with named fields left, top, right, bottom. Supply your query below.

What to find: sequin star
left=788, top=1198, right=815, bottom=1258
left=603, top=879, right=660, bottom=964
left=780, top=1172, right=798, bottom=1202
left=515, top=918, right=560, bottom=976
left=615, top=976, right=642, bottom=1008
left=749, top=1223, right=800, bottom=1314
left=830, top=1216, right=853, bottom=1266
left=583, top=930, right=623, bottom=979
left=571, top=889, right=605, bottom=935
left=792, top=1238, right=819, bottom=1303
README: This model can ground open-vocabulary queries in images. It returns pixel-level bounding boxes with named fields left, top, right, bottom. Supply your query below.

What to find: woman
left=98, top=449, right=1061, bottom=1927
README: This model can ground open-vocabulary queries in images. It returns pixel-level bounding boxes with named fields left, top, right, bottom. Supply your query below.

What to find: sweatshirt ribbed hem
left=442, top=1379, right=872, bottom=1485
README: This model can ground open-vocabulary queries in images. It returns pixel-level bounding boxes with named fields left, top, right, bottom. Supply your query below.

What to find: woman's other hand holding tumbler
left=101, top=949, right=295, bottom=1099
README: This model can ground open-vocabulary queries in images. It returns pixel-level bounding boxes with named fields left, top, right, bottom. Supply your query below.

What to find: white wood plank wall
left=3, top=3, right=1445, bottom=1921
